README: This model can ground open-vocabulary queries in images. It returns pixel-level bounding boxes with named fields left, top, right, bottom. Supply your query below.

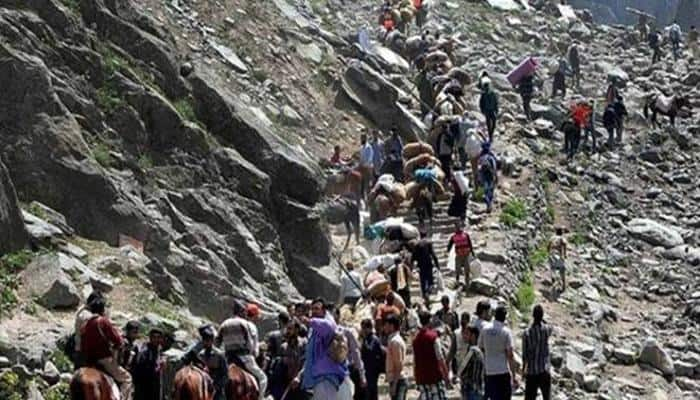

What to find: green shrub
left=515, top=273, right=536, bottom=314
left=0, top=250, right=34, bottom=316
left=571, top=231, right=587, bottom=246
left=528, top=242, right=549, bottom=268
left=96, top=83, right=122, bottom=113
left=0, top=371, right=24, bottom=400
left=93, top=142, right=114, bottom=168
left=137, top=154, right=153, bottom=170
left=473, top=186, right=485, bottom=202
left=50, top=349, right=73, bottom=373
left=44, top=383, right=70, bottom=400
left=60, top=0, right=80, bottom=15
left=500, top=198, right=528, bottom=227
left=173, top=99, right=198, bottom=123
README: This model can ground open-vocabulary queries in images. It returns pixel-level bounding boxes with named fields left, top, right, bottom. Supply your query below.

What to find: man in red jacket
left=413, top=310, right=450, bottom=400
left=80, top=296, right=133, bottom=400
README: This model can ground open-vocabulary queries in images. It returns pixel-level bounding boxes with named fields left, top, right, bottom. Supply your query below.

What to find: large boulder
left=21, top=253, right=81, bottom=309
left=341, top=60, right=424, bottom=142
left=627, top=219, right=685, bottom=248
left=0, top=159, right=28, bottom=254
left=638, top=338, right=675, bottom=376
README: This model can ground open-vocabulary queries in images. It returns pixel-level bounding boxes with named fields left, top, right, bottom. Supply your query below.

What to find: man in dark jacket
left=198, top=327, right=228, bottom=400
left=518, top=75, right=535, bottom=120
left=612, top=95, right=628, bottom=144
left=603, top=103, right=618, bottom=149
left=568, top=43, right=581, bottom=87
left=119, top=321, right=141, bottom=371
left=411, top=230, right=440, bottom=303
left=551, top=59, right=568, bottom=98
left=360, top=319, right=384, bottom=400
left=479, top=79, right=499, bottom=141
left=649, top=30, right=662, bottom=64
left=131, top=328, right=164, bottom=400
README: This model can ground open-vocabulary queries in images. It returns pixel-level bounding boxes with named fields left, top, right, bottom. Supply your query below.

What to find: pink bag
left=507, top=57, right=539, bottom=86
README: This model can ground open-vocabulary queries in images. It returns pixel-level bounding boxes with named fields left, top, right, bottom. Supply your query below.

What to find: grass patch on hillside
left=0, top=371, right=25, bottom=400
left=173, top=98, right=205, bottom=129
left=44, top=383, right=70, bottom=400
left=93, top=142, right=114, bottom=168
left=500, top=198, right=528, bottom=227
left=0, top=250, right=34, bottom=317
left=137, top=153, right=154, bottom=170
left=96, top=82, right=123, bottom=114
left=528, top=241, right=550, bottom=268
left=60, top=0, right=80, bottom=15
left=50, top=349, right=73, bottom=373
left=515, top=273, right=536, bottom=314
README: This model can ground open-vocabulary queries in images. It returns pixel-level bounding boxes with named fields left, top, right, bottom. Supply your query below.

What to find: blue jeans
left=461, top=383, right=483, bottom=400
left=480, top=170, right=495, bottom=209
left=418, top=265, right=433, bottom=298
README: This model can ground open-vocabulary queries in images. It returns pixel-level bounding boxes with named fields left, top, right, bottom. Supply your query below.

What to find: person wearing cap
left=132, top=327, right=164, bottom=400
left=197, top=326, right=228, bottom=400
left=119, top=320, right=141, bottom=370
left=217, top=301, right=267, bottom=400
left=479, top=77, right=499, bottom=142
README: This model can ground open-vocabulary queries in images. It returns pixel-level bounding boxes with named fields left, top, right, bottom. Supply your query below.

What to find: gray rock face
left=638, top=338, right=675, bottom=376
left=627, top=218, right=684, bottom=248
left=21, top=253, right=81, bottom=309
left=0, top=158, right=28, bottom=254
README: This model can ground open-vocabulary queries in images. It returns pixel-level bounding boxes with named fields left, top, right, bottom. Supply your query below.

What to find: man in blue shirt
left=359, top=134, right=374, bottom=201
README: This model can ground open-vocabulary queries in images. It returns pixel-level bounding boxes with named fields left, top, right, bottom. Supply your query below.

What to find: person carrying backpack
left=517, top=74, right=535, bottom=120
left=478, top=142, right=497, bottom=213
left=478, top=78, right=499, bottom=142
left=669, top=21, right=682, bottom=61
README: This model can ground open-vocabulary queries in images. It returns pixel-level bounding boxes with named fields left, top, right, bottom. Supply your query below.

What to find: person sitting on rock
left=80, top=295, right=134, bottom=400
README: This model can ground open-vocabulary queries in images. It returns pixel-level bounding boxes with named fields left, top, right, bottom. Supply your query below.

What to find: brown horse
left=643, top=93, right=692, bottom=126
left=174, top=366, right=214, bottom=400
left=225, top=364, right=259, bottom=400
left=70, top=368, right=118, bottom=400
left=324, top=168, right=362, bottom=199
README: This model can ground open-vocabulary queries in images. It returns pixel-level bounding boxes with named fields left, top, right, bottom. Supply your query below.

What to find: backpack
left=670, top=26, right=681, bottom=43
left=328, top=330, right=349, bottom=363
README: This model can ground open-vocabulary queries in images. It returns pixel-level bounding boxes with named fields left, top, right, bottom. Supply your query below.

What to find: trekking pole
left=333, top=252, right=367, bottom=298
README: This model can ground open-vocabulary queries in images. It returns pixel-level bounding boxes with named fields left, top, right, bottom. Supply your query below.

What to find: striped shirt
left=461, top=346, right=484, bottom=394
left=417, top=381, right=447, bottom=400
left=522, top=322, right=553, bottom=376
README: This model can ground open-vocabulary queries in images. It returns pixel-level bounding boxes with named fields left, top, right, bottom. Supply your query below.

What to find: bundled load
left=506, top=56, right=539, bottom=86
left=403, top=141, right=434, bottom=159
left=403, top=153, right=442, bottom=178
left=369, top=174, right=407, bottom=209
left=363, top=218, right=419, bottom=241
left=363, top=254, right=398, bottom=270
left=453, top=170, right=469, bottom=195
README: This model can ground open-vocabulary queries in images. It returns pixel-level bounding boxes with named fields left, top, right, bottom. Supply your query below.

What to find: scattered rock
left=627, top=218, right=684, bottom=248
left=0, top=159, right=29, bottom=253
left=638, top=338, right=675, bottom=376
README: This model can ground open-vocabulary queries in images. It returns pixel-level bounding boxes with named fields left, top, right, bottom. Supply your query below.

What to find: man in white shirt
left=477, top=305, right=518, bottom=400
left=359, top=134, right=374, bottom=201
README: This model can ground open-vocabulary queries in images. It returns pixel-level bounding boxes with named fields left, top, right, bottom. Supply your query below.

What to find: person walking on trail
left=689, top=26, right=699, bottom=61
left=434, top=295, right=459, bottom=333
left=437, top=127, right=454, bottom=184
left=217, top=301, right=267, bottom=400
left=385, top=128, right=404, bottom=181
left=411, top=230, right=440, bottom=303
left=79, top=295, right=134, bottom=400
left=413, top=310, right=451, bottom=400
left=522, top=305, right=553, bottom=400
left=478, top=305, right=518, bottom=400
left=668, top=21, right=683, bottom=61
left=389, top=256, right=412, bottom=308
left=198, top=326, right=228, bottom=400
left=371, top=130, right=385, bottom=181
left=457, top=326, right=485, bottom=400
left=547, top=228, right=568, bottom=291
left=478, top=142, right=497, bottom=213
left=471, top=301, right=492, bottom=333
left=568, top=42, right=581, bottom=88
left=447, top=222, right=476, bottom=289
left=360, top=319, right=384, bottom=400
left=517, top=74, right=535, bottom=120
left=131, top=328, right=164, bottom=400
left=479, top=78, right=499, bottom=142
left=339, top=262, right=364, bottom=309
left=612, top=95, right=628, bottom=144
left=385, top=314, right=408, bottom=400
left=337, top=309, right=367, bottom=400
left=604, top=77, right=619, bottom=106
left=359, top=134, right=374, bottom=202
left=648, top=30, right=662, bottom=64
left=603, top=102, right=618, bottom=149
left=299, top=317, right=353, bottom=400
left=551, top=58, right=568, bottom=98
left=583, top=99, right=597, bottom=153
left=269, top=318, right=307, bottom=400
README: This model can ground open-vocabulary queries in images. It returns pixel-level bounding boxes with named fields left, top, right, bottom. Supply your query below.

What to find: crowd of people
left=65, top=3, right=699, bottom=400
left=70, top=289, right=560, bottom=400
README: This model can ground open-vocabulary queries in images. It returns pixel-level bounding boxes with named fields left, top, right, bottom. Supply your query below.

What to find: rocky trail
left=1, top=0, right=700, bottom=399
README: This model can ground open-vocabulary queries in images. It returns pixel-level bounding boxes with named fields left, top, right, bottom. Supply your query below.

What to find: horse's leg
left=670, top=113, right=675, bottom=126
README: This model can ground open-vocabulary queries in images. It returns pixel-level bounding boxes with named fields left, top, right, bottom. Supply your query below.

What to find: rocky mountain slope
left=1, top=0, right=699, bottom=399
